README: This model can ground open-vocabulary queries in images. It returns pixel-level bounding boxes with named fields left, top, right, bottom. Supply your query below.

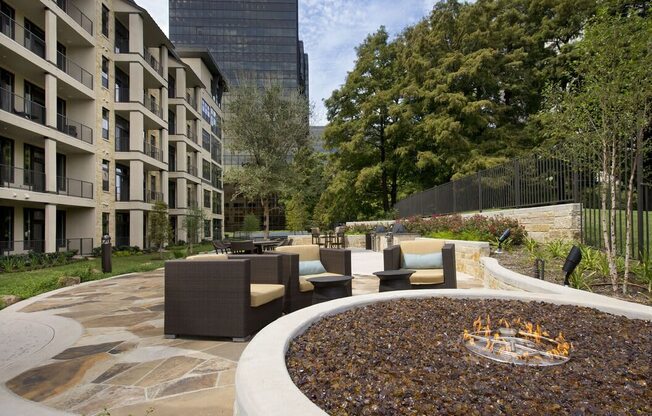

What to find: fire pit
left=463, top=316, right=570, bottom=366
left=235, top=290, right=652, bottom=416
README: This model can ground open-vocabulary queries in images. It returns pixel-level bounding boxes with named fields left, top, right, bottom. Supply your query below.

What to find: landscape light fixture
left=562, top=245, right=582, bottom=287
left=495, top=229, right=511, bottom=254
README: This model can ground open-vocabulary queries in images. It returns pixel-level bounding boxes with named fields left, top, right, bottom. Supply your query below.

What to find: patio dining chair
left=230, top=240, right=255, bottom=254
left=212, top=240, right=230, bottom=254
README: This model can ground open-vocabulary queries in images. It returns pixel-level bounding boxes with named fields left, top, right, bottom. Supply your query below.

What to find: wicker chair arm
left=442, top=243, right=457, bottom=289
left=384, top=245, right=401, bottom=270
left=320, top=248, right=351, bottom=275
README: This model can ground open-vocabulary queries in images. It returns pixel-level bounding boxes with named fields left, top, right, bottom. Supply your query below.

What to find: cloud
left=299, top=0, right=430, bottom=124
left=138, top=0, right=432, bottom=125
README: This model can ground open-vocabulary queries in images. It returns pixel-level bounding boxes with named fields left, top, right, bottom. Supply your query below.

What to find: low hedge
left=0, top=251, right=78, bottom=273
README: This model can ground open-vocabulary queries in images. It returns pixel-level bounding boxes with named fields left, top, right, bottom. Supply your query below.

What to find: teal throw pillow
left=402, top=252, right=443, bottom=269
left=299, top=260, right=327, bottom=276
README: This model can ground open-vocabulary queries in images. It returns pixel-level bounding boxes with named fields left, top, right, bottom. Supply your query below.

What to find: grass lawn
left=0, top=242, right=215, bottom=308
left=582, top=208, right=652, bottom=257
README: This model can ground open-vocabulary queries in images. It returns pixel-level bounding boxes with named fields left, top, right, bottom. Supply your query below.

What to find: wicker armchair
left=383, top=239, right=457, bottom=289
left=164, top=255, right=285, bottom=341
left=275, top=245, right=352, bottom=312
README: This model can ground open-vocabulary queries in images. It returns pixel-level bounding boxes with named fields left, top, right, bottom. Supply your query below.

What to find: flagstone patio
left=0, top=250, right=481, bottom=416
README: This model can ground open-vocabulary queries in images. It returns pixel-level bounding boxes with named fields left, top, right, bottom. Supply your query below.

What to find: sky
left=138, top=0, right=433, bottom=125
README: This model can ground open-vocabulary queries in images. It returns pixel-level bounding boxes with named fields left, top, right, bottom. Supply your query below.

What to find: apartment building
left=0, top=0, right=226, bottom=254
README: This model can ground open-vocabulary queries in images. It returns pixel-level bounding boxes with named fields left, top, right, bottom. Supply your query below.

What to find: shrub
left=242, top=214, right=260, bottom=232
left=395, top=214, right=526, bottom=245
left=173, top=250, right=186, bottom=259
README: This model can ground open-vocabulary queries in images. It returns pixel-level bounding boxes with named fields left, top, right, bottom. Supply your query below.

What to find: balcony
left=57, top=113, right=93, bottom=144
left=0, top=11, right=45, bottom=58
left=143, top=94, right=162, bottom=118
left=57, top=51, right=93, bottom=89
left=54, top=0, right=93, bottom=35
left=144, top=140, right=163, bottom=162
left=146, top=190, right=163, bottom=203
left=0, top=87, right=46, bottom=125
left=144, top=49, right=163, bottom=77
left=0, top=165, right=92, bottom=199
left=188, top=165, right=198, bottom=177
left=56, top=176, right=93, bottom=198
left=187, top=128, right=198, bottom=144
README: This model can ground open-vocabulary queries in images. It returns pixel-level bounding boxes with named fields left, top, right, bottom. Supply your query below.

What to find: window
left=204, top=190, right=211, bottom=208
left=101, top=56, right=109, bottom=88
left=101, top=4, right=109, bottom=37
left=115, top=164, right=129, bottom=201
left=204, top=220, right=211, bottom=238
left=0, top=206, right=14, bottom=252
left=0, top=136, right=14, bottom=183
left=56, top=210, right=65, bottom=248
left=102, top=213, right=109, bottom=236
left=202, top=159, right=211, bottom=181
left=102, top=160, right=109, bottom=191
left=102, top=108, right=109, bottom=140
left=202, top=129, right=210, bottom=151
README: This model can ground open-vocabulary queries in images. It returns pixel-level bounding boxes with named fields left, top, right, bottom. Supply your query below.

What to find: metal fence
left=395, top=154, right=650, bottom=259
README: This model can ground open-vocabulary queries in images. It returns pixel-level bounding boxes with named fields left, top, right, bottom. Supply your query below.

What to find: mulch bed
left=287, top=298, right=652, bottom=415
left=494, top=248, right=651, bottom=306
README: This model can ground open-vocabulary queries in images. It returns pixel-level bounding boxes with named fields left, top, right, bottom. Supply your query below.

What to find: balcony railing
left=143, top=94, right=162, bottom=118
left=144, top=49, right=163, bottom=76
left=146, top=190, right=163, bottom=203
left=144, top=140, right=163, bottom=162
left=115, top=186, right=129, bottom=201
left=115, top=86, right=129, bottom=102
left=57, top=51, right=93, bottom=89
left=0, top=11, right=46, bottom=58
left=54, top=0, right=93, bottom=35
left=0, top=87, right=46, bottom=124
left=188, top=165, right=198, bottom=176
left=185, top=92, right=197, bottom=110
left=187, top=128, right=198, bottom=143
left=0, top=164, right=45, bottom=192
left=57, top=113, right=93, bottom=144
left=115, top=130, right=130, bottom=151
left=56, top=176, right=93, bottom=199
left=188, top=198, right=198, bottom=208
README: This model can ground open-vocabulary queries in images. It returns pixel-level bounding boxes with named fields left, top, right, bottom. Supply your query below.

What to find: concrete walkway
left=0, top=250, right=482, bottom=416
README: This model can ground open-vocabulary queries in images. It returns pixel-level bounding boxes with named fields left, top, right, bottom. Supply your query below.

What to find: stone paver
left=0, top=250, right=483, bottom=415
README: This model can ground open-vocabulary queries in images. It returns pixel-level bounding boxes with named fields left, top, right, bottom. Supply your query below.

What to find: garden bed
left=286, top=298, right=651, bottom=415
left=494, top=246, right=651, bottom=306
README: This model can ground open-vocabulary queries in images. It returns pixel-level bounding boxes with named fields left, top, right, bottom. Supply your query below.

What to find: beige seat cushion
left=410, top=269, right=445, bottom=285
left=298, top=272, right=341, bottom=292
left=250, top=284, right=284, bottom=307
left=186, top=253, right=229, bottom=261
left=276, top=245, right=320, bottom=261
left=400, top=239, right=445, bottom=255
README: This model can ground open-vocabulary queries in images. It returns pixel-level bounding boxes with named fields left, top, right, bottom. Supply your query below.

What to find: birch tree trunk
left=608, top=140, right=619, bottom=291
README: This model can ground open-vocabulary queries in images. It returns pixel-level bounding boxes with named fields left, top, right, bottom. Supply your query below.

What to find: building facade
left=169, top=0, right=308, bottom=233
left=0, top=0, right=226, bottom=255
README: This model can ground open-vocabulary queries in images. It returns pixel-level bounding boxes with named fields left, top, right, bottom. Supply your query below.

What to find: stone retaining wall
left=346, top=203, right=582, bottom=243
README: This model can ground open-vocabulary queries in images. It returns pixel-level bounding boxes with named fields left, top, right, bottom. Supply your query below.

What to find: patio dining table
left=253, top=240, right=278, bottom=254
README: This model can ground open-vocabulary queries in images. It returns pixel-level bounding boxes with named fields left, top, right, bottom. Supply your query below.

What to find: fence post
left=478, top=171, right=482, bottom=212
left=572, top=165, right=580, bottom=203
left=514, top=160, right=521, bottom=207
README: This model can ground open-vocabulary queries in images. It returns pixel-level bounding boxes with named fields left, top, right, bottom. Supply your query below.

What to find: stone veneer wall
left=346, top=203, right=582, bottom=243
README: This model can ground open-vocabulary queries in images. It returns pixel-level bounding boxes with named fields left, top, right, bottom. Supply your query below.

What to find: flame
left=463, top=316, right=571, bottom=358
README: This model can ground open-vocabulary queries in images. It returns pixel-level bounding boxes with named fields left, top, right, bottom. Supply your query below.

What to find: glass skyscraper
left=169, top=0, right=309, bottom=232
left=169, top=0, right=308, bottom=98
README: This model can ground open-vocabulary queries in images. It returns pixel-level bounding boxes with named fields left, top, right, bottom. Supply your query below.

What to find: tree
left=323, top=27, right=405, bottom=220
left=283, top=146, right=327, bottom=230
left=224, top=82, right=310, bottom=238
left=541, top=12, right=651, bottom=293
left=147, top=201, right=171, bottom=258
left=182, top=206, right=206, bottom=255
left=242, top=214, right=260, bottom=233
